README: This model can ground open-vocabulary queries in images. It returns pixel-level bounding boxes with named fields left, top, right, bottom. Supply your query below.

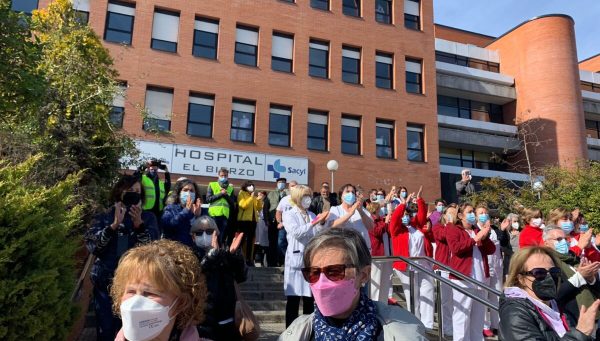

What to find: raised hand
left=129, top=205, right=143, bottom=228
left=192, top=198, right=202, bottom=217
left=112, top=202, right=126, bottom=229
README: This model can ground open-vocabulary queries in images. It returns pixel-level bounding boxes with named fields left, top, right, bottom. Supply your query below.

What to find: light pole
left=533, top=180, right=544, bottom=200
left=327, top=160, right=339, bottom=191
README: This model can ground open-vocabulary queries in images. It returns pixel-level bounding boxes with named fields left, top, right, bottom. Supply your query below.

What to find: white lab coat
left=282, top=206, right=327, bottom=297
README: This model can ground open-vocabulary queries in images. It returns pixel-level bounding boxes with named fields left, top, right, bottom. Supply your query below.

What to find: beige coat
left=278, top=301, right=427, bottom=341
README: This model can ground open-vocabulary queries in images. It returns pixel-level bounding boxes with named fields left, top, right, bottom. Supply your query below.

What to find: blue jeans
left=93, top=283, right=121, bottom=341
left=278, top=228, right=288, bottom=262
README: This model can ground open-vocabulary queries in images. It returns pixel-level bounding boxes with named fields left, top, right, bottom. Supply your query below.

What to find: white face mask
left=247, top=185, right=254, bottom=192
left=194, top=233, right=213, bottom=249
left=512, top=222, right=519, bottom=230
left=301, top=196, right=312, bottom=209
left=120, top=295, right=177, bottom=341
left=531, top=218, right=542, bottom=227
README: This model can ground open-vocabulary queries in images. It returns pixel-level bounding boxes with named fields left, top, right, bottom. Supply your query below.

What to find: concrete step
left=247, top=273, right=284, bottom=282
left=240, top=290, right=287, bottom=301
left=247, top=300, right=287, bottom=311
left=255, top=310, right=285, bottom=324
left=239, top=281, right=284, bottom=291
left=247, top=266, right=284, bottom=274
left=257, top=322, right=285, bottom=341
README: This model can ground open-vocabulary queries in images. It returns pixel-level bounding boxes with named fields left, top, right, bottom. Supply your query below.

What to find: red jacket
left=519, top=225, right=543, bottom=248
left=369, top=215, right=388, bottom=257
left=571, top=233, right=600, bottom=262
left=445, top=223, right=496, bottom=280
left=432, top=222, right=450, bottom=268
left=389, top=198, right=427, bottom=271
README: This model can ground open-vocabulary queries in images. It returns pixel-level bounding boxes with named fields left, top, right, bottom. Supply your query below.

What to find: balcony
left=439, top=164, right=530, bottom=182
left=437, top=115, right=520, bottom=152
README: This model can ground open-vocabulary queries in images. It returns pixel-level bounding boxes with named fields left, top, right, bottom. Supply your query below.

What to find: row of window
left=278, top=0, right=421, bottom=29
left=585, top=120, right=600, bottom=139
left=439, top=147, right=503, bottom=171
left=581, top=81, right=600, bottom=93
left=100, top=2, right=424, bottom=93
left=437, top=95, right=504, bottom=123
left=435, top=51, right=500, bottom=73
left=110, top=85, right=426, bottom=161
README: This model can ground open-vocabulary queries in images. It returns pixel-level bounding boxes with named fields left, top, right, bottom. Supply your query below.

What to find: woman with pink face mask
left=280, top=228, right=427, bottom=340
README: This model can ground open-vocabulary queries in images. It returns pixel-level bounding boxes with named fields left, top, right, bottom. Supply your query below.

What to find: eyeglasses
left=521, top=267, right=561, bottom=281
left=193, top=229, right=215, bottom=236
left=377, top=193, right=384, bottom=196
left=550, top=237, right=565, bottom=242
left=301, top=264, right=355, bottom=284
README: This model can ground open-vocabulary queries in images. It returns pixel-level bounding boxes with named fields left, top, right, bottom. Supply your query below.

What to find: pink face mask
left=310, top=273, right=358, bottom=317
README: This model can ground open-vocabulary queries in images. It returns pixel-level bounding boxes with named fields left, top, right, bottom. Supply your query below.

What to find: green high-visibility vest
left=141, top=174, right=165, bottom=211
left=208, top=181, right=233, bottom=218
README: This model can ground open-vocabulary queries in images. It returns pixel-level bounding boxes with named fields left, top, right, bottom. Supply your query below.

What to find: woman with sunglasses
left=282, top=185, right=330, bottom=327
left=191, top=216, right=247, bottom=340
left=280, top=228, right=427, bottom=340
left=500, top=246, right=600, bottom=341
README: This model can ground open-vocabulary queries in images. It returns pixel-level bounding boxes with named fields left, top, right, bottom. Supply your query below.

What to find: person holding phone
left=161, top=179, right=203, bottom=248
left=455, top=169, right=475, bottom=203
left=139, top=158, right=171, bottom=220
left=85, top=174, right=159, bottom=341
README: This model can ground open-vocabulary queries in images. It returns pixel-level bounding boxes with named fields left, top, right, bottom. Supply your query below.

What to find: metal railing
left=372, top=256, right=501, bottom=341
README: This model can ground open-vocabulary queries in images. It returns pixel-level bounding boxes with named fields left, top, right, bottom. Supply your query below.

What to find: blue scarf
left=313, top=291, right=381, bottom=341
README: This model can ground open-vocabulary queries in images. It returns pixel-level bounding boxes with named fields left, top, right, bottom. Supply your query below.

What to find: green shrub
left=0, top=157, right=82, bottom=340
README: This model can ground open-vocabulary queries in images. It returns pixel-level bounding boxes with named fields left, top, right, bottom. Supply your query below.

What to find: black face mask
left=122, top=191, right=141, bottom=208
left=531, top=275, right=558, bottom=301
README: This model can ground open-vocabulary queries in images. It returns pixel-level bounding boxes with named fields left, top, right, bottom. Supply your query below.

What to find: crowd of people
left=85, top=160, right=600, bottom=341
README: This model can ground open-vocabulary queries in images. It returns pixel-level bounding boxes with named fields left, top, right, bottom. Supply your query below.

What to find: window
left=104, top=1, right=135, bottom=45
left=469, top=58, right=499, bottom=73
left=342, top=46, right=361, bottom=84
left=440, top=147, right=500, bottom=170
left=151, top=9, right=179, bottom=52
left=307, top=110, right=328, bottom=151
left=309, top=39, right=329, bottom=78
left=376, top=120, right=394, bottom=158
left=231, top=100, right=255, bottom=142
left=193, top=17, right=219, bottom=59
left=235, top=25, right=259, bottom=67
left=404, top=0, right=420, bottom=30
left=405, top=58, right=422, bottom=94
left=407, top=124, right=424, bottom=161
left=110, top=82, right=127, bottom=128
left=586, top=120, right=600, bottom=139
left=11, top=0, right=38, bottom=14
left=269, top=105, right=292, bottom=147
left=376, top=52, right=393, bottom=89
left=582, top=82, right=600, bottom=93
left=343, top=0, right=360, bottom=17
left=187, top=94, right=214, bottom=138
left=73, top=0, right=90, bottom=23
left=272, top=33, right=293, bottom=73
left=435, top=52, right=499, bottom=73
left=437, top=95, right=503, bottom=123
left=311, top=0, right=329, bottom=10
left=375, top=0, right=392, bottom=24
left=341, top=115, right=361, bottom=155
left=143, top=87, right=173, bottom=132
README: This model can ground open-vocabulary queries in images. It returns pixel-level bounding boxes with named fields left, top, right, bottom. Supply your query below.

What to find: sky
left=433, top=0, right=599, bottom=62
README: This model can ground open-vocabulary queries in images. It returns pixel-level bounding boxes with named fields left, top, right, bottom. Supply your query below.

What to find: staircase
left=239, top=266, right=287, bottom=341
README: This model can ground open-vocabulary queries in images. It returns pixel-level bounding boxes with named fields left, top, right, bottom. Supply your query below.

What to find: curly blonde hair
left=110, top=240, right=207, bottom=330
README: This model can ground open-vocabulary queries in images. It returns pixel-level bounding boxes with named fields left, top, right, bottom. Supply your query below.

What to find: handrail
left=372, top=255, right=500, bottom=341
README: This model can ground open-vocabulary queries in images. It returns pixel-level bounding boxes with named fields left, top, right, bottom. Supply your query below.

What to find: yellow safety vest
left=141, top=174, right=166, bottom=212
left=208, top=182, right=234, bottom=218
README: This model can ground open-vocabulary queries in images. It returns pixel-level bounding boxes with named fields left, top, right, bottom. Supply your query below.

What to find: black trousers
left=237, top=220, right=256, bottom=263
left=285, top=295, right=314, bottom=327
left=267, top=220, right=279, bottom=267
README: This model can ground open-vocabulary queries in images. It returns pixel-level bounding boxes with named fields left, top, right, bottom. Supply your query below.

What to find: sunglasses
left=301, top=264, right=355, bottom=284
left=193, top=229, right=215, bottom=236
left=521, top=267, right=561, bottom=281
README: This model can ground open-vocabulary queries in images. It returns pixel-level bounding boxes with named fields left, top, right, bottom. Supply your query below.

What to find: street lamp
left=327, top=160, right=339, bottom=190
left=533, top=180, right=544, bottom=200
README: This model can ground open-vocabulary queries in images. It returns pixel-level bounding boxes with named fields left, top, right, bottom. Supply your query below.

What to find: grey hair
left=542, top=226, right=560, bottom=241
left=303, top=228, right=371, bottom=269
left=506, top=213, right=520, bottom=222
left=218, top=167, right=229, bottom=175
left=191, top=215, right=218, bottom=233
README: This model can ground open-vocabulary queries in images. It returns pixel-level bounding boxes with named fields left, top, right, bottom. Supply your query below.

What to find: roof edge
left=433, top=23, right=497, bottom=40
left=579, top=52, right=600, bottom=64
left=484, top=14, right=574, bottom=47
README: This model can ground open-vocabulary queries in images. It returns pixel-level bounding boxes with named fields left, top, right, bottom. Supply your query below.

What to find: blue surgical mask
left=561, top=221, right=574, bottom=234
left=554, top=239, right=569, bottom=255
left=579, top=224, right=590, bottom=233
left=343, top=192, right=356, bottom=205
left=180, top=191, right=195, bottom=205
left=402, top=215, right=410, bottom=226
left=218, top=176, right=227, bottom=183
left=277, top=182, right=285, bottom=190
left=466, top=212, right=476, bottom=225
left=377, top=195, right=385, bottom=201
left=436, top=205, right=444, bottom=213
left=478, top=214, right=489, bottom=224
left=400, top=192, right=407, bottom=199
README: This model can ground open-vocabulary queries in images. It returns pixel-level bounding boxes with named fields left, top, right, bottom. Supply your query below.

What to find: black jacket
left=499, top=296, right=592, bottom=341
